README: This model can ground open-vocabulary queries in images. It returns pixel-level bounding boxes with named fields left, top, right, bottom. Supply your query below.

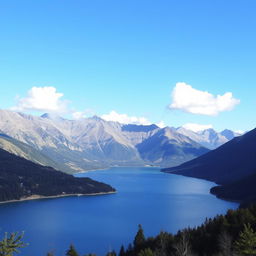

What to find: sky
left=0, top=0, right=255, bottom=132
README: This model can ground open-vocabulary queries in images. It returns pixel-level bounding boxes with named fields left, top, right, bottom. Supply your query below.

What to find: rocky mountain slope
left=0, top=110, right=211, bottom=172
left=0, top=133, right=70, bottom=172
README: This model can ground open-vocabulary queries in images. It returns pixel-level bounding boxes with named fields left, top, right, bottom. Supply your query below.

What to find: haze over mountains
left=0, top=110, right=241, bottom=173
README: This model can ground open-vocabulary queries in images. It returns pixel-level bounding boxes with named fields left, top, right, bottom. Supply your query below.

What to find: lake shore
left=0, top=191, right=116, bottom=205
left=79, top=164, right=160, bottom=173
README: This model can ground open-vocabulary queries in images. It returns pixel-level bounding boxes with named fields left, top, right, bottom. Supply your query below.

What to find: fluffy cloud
left=182, top=123, right=213, bottom=132
left=101, top=111, right=151, bottom=125
left=156, top=121, right=166, bottom=128
left=72, top=111, right=86, bottom=120
left=169, top=82, right=240, bottom=116
left=13, top=86, right=68, bottom=113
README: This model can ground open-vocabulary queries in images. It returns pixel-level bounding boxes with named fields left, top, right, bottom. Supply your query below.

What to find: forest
left=0, top=148, right=115, bottom=202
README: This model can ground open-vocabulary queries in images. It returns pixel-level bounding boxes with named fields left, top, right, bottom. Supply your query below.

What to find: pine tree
left=0, top=232, right=27, bottom=256
left=235, top=224, right=256, bottom=255
left=66, top=244, right=79, bottom=256
left=138, top=248, right=154, bottom=256
left=134, top=224, right=146, bottom=248
left=218, top=231, right=233, bottom=256
left=119, top=245, right=125, bottom=256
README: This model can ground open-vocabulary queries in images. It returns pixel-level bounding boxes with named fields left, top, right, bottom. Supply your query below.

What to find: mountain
left=0, top=133, right=70, bottom=172
left=175, top=127, right=238, bottom=149
left=163, top=128, right=256, bottom=205
left=220, top=129, right=243, bottom=140
left=0, top=147, right=115, bottom=202
left=136, top=127, right=209, bottom=167
left=0, top=110, right=210, bottom=172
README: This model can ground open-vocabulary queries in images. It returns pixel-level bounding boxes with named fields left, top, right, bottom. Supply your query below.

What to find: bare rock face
left=1, top=110, right=240, bottom=172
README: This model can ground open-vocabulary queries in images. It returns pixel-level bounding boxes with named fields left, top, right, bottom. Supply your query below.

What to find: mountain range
left=175, top=127, right=242, bottom=149
left=0, top=110, right=241, bottom=173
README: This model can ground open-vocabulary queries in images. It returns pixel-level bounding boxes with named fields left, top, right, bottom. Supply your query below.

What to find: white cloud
left=13, top=86, right=68, bottom=113
left=101, top=111, right=151, bottom=125
left=72, top=111, right=87, bottom=120
left=169, top=82, right=240, bottom=116
left=235, top=130, right=245, bottom=135
left=156, top=121, right=166, bottom=128
left=182, top=123, right=213, bottom=132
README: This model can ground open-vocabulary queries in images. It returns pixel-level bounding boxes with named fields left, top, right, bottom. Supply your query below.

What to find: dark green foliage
left=119, top=245, right=125, bottom=256
left=173, top=232, right=193, bottom=256
left=66, top=244, right=79, bottom=256
left=0, top=148, right=115, bottom=202
left=234, top=224, right=256, bottom=255
left=138, top=248, right=154, bottom=256
left=0, top=232, right=27, bottom=256
left=134, top=225, right=146, bottom=248
left=113, top=205, right=256, bottom=256
left=217, top=231, right=233, bottom=256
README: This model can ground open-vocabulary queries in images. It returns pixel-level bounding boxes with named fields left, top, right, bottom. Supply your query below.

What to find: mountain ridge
left=0, top=110, right=214, bottom=172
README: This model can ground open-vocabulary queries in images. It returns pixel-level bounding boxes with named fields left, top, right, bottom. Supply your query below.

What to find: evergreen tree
left=235, top=224, right=256, bottom=255
left=218, top=231, right=233, bottom=256
left=174, top=232, right=193, bottom=256
left=66, top=244, right=79, bottom=256
left=119, top=245, right=125, bottom=256
left=134, top=224, right=146, bottom=248
left=0, top=232, right=27, bottom=256
left=138, top=248, right=154, bottom=256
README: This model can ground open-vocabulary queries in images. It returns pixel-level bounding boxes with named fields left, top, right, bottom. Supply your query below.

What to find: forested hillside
left=0, top=148, right=115, bottom=202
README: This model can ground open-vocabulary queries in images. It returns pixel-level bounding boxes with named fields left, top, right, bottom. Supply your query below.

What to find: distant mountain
left=220, top=129, right=243, bottom=140
left=0, top=110, right=210, bottom=172
left=163, top=128, right=256, bottom=205
left=0, top=147, right=115, bottom=202
left=175, top=127, right=241, bottom=149
left=136, top=127, right=209, bottom=167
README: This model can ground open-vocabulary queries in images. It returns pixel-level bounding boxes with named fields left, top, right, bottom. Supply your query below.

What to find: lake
left=0, top=167, right=238, bottom=255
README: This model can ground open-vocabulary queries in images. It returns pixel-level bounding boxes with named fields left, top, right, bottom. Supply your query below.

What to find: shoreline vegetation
left=0, top=191, right=116, bottom=205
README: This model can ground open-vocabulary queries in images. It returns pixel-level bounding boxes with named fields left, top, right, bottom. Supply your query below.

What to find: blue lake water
left=0, top=167, right=238, bottom=255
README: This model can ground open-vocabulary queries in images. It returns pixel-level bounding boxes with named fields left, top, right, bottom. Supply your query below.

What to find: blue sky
left=0, top=0, right=255, bottom=132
